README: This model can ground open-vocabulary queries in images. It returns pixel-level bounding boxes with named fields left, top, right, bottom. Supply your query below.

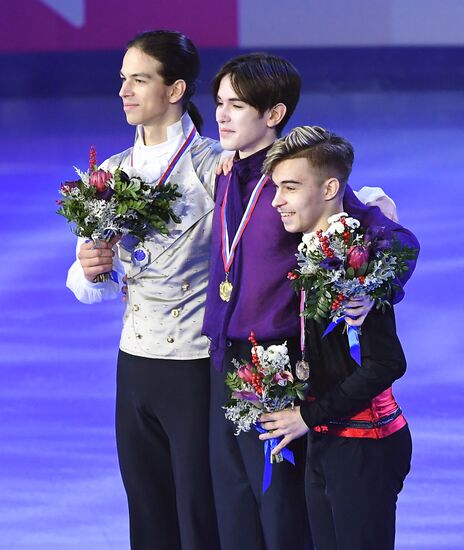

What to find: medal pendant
left=131, top=245, right=150, bottom=268
left=219, top=279, right=233, bottom=302
left=295, top=360, right=310, bottom=381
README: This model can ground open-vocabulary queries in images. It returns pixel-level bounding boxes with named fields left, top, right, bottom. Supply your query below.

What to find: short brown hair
left=263, top=125, right=354, bottom=188
left=212, top=53, right=301, bottom=135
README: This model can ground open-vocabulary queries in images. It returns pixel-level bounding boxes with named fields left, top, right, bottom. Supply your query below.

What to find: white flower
left=327, top=212, right=348, bottom=224
left=345, top=217, right=360, bottom=229
left=327, top=221, right=345, bottom=235
left=302, top=232, right=319, bottom=252
left=253, top=345, right=265, bottom=365
left=267, top=343, right=288, bottom=356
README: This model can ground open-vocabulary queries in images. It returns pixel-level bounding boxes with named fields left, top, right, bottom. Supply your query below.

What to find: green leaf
left=357, top=262, right=369, bottom=276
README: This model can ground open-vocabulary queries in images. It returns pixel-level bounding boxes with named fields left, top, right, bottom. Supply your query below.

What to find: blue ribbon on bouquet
left=322, top=317, right=361, bottom=366
left=255, top=423, right=294, bottom=494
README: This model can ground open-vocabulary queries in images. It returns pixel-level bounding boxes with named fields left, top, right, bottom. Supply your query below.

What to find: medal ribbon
left=130, top=126, right=197, bottom=186
left=322, top=317, right=361, bottom=366
left=221, top=174, right=269, bottom=273
left=299, top=290, right=306, bottom=357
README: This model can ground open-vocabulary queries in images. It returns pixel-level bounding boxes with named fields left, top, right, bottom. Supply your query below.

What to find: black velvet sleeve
left=300, top=306, right=407, bottom=428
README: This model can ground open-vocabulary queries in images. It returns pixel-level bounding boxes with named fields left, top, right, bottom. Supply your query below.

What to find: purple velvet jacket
left=202, top=147, right=419, bottom=370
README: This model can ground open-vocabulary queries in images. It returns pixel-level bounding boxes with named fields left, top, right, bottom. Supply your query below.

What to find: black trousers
left=209, top=339, right=312, bottom=550
left=306, top=425, right=412, bottom=550
left=116, top=350, right=219, bottom=550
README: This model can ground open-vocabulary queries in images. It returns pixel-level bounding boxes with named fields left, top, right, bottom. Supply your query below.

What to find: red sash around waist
left=312, top=387, right=406, bottom=439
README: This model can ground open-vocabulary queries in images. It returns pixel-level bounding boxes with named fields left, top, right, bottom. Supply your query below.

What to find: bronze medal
left=295, top=359, right=310, bottom=381
left=219, top=279, right=233, bottom=302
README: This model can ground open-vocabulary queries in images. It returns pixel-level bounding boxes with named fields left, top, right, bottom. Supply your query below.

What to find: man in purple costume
left=202, top=53, right=417, bottom=550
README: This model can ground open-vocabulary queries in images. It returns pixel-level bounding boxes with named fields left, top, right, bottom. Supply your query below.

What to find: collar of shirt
left=132, top=113, right=192, bottom=182
left=231, top=145, right=271, bottom=186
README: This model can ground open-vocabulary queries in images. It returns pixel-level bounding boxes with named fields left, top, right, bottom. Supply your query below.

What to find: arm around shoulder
left=191, top=136, right=223, bottom=199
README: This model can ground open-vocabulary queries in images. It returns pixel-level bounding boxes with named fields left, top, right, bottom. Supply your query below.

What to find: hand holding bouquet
left=224, top=332, right=307, bottom=492
left=289, top=212, right=418, bottom=365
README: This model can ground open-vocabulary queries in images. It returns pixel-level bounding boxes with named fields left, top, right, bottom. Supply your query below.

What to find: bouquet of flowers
left=224, top=332, right=307, bottom=435
left=289, top=212, right=418, bottom=324
left=56, top=146, right=182, bottom=244
left=224, top=332, right=307, bottom=491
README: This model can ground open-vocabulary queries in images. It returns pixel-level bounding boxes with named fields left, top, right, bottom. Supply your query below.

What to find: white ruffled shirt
left=130, top=120, right=185, bottom=182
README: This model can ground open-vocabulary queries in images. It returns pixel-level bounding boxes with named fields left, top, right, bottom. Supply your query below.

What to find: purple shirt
left=202, top=147, right=419, bottom=370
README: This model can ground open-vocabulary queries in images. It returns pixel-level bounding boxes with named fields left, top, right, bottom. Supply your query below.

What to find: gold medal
left=295, top=359, right=310, bottom=381
left=219, top=279, right=233, bottom=302
left=220, top=175, right=268, bottom=304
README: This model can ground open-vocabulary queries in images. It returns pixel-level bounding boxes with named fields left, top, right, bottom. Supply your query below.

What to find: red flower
left=89, top=169, right=112, bottom=193
left=89, top=145, right=97, bottom=171
left=347, top=245, right=369, bottom=271
left=237, top=364, right=255, bottom=384
left=274, top=370, right=294, bottom=386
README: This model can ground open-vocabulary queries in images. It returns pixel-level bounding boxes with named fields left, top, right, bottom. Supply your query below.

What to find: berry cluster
left=331, top=292, right=346, bottom=311
left=316, top=230, right=335, bottom=258
left=248, top=331, right=264, bottom=396
left=89, top=145, right=97, bottom=172
left=339, top=217, right=351, bottom=244
left=287, top=271, right=299, bottom=281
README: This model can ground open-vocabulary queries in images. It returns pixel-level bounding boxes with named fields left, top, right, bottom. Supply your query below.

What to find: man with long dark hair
left=67, top=30, right=221, bottom=550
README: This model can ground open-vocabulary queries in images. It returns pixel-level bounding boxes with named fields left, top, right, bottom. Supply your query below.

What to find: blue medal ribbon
left=322, top=317, right=361, bottom=365
left=255, top=423, right=295, bottom=494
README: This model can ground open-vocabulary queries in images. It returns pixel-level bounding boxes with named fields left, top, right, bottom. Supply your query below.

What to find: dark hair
left=263, top=125, right=354, bottom=190
left=212, top=53, right=301, bottom=135
left=127, top=30, right=203, bottom=132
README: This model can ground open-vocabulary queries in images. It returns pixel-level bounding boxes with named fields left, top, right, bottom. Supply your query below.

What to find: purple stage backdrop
left=4, top=0, right=464, bottom=54
left=1, top=0, right=237, bottom=52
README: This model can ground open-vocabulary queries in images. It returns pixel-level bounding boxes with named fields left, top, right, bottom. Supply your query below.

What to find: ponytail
left=187, top=101, right=203, bottom=134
